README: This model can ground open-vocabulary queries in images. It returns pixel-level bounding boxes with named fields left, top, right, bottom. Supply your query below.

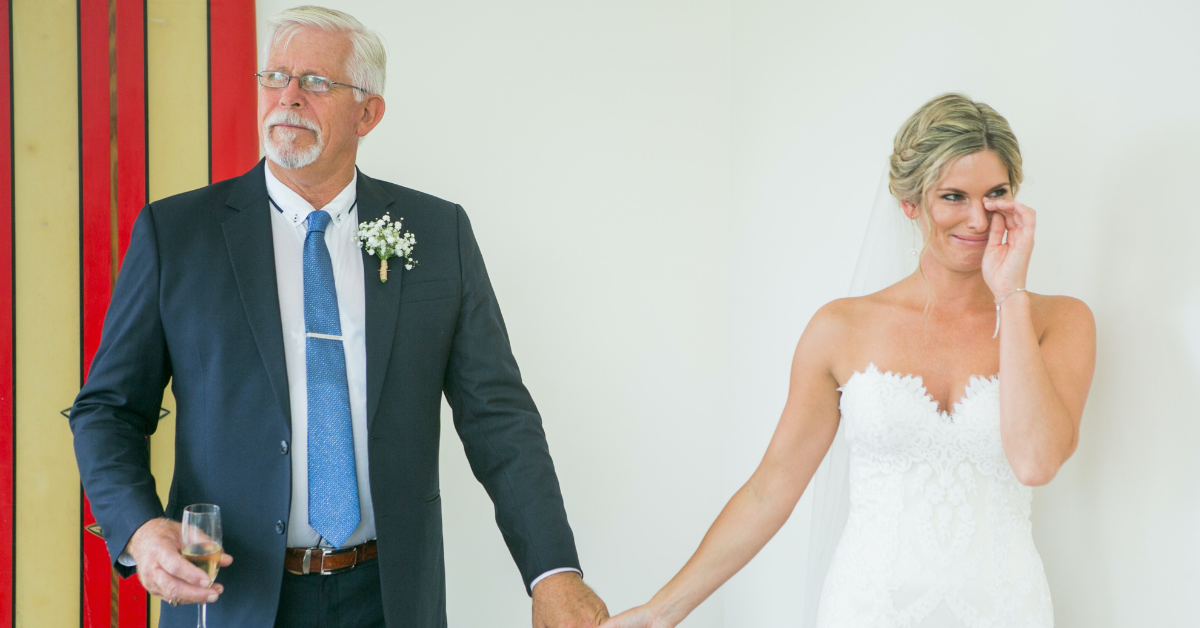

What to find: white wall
left=255, top=1, right=1200, bottom=626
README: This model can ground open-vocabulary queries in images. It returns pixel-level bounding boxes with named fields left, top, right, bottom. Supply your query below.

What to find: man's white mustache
left=265, top=112, right=319, bottom=136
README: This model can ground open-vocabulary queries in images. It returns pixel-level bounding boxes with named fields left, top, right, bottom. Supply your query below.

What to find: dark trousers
left=274, top=558, right=385, bottom=628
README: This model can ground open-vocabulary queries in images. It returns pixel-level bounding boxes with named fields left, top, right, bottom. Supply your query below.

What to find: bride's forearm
left=646, top=467, right=801, bottom=625
left=997, top=292, right=1077, bottom=485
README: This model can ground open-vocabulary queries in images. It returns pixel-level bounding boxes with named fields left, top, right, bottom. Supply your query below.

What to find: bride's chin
left=927, top=250, right=983, bottom=273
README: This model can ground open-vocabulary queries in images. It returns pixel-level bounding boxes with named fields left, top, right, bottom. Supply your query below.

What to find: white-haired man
left=70, top=5, right=607, bottom=627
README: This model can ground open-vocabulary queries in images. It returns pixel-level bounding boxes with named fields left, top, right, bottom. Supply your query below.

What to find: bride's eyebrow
left=935, top=183, right=1010, bottom=195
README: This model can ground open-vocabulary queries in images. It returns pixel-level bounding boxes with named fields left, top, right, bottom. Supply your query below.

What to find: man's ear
left=356, top=94, right=386, bottom=138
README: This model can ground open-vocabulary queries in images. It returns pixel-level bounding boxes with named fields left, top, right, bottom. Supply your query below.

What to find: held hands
left=126, top=517, right=234, bottom=605
left=532, top=572, right=610, bottom=628
left=982, top=198, right=1036, bottom=299
left=599, top=604, right=674, bottom=628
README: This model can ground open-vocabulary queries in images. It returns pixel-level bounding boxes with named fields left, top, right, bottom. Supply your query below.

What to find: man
left=69, top=6, right=607, bottom=627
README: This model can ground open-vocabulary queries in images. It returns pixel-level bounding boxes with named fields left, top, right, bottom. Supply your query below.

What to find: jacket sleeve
left=69, top=205, right=171, bottom=576
left=441, top=205, right=581, bottom=594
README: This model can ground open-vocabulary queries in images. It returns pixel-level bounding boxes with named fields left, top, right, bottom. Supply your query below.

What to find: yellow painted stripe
left=12, top=0, right=81, bottom=624
left=147, top=0, right=210, bottom=623
left=147, top=0, right=210, bottom=204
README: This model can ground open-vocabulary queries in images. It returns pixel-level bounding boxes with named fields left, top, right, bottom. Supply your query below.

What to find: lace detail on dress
left=815, top=364, right=1053, bottom=628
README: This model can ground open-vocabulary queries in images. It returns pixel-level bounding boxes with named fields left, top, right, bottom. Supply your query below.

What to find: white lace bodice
left=815, top=364, right=1053, bottom=628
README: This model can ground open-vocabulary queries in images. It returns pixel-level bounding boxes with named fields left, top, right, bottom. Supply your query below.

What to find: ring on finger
left=168, top=599, right=179, bottom=607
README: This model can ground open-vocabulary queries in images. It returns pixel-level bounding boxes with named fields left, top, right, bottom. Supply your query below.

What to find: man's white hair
left=263, top=5, right=386, bottom=102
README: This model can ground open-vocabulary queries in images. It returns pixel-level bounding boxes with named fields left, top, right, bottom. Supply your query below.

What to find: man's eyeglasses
left=256, top=71, right=369, bottom=95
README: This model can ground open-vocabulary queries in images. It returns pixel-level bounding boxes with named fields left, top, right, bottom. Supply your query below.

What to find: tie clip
left=306, top=332, right=344, bottom=341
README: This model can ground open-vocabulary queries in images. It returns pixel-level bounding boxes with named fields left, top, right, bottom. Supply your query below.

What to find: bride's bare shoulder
left=1029, top=293, right=1095, bottom=339
left=800, top=288, right=901, bottom=353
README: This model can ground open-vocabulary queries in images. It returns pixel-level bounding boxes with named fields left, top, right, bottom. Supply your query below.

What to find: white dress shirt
left=266, top=165, right=377, bottom=549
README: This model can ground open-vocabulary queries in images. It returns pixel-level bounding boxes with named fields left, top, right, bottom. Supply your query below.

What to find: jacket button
left=276, top=520, right=285, bottom=534
left=280, top=440, right=289, bottom=454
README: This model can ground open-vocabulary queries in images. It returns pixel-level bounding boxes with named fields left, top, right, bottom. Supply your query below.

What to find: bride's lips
left=950, top=234, right=988, bottom=248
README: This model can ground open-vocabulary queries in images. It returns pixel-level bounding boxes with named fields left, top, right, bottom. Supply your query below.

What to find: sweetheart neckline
left=843, top=362, right=999, bottom=418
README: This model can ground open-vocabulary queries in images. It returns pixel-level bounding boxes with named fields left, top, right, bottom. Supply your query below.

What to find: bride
left=603, top=94, right=1096, bottom=627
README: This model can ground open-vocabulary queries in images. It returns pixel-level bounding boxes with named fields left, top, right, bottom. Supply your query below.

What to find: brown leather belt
left=284, top=540, right=377, bottom=575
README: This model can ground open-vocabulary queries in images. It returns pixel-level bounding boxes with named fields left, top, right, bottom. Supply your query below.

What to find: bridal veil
left=800, top=169, right=922, bottom=627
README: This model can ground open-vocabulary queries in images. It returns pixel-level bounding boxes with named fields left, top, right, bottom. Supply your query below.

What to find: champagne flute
left=181, top=504, right=223, bottom=628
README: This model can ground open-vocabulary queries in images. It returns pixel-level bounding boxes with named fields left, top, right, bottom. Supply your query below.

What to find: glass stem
left=197, top=602, right=207, bottom=628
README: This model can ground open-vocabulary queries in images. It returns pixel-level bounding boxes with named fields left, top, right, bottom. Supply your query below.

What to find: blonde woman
left=603, top=94, right=1095, bottom=627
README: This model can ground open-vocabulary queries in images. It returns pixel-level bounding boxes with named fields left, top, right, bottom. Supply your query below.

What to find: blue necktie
left=303, top=209, right=360, bottom=548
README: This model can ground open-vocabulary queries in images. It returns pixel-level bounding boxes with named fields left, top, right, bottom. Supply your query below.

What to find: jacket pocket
left=400, top=279, right=457, bottom=304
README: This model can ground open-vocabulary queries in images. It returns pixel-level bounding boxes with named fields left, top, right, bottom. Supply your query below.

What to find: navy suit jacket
left=70, top=160, right=580, bottom=627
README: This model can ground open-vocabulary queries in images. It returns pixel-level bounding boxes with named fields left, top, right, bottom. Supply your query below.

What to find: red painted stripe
left=0, top=0, right=14, bottom=623
left=79, top=0, right=115, bottom=623
left=80, top=497, right=112, bottom=628
left=115, top=0, right=145, bottom=268
left=81, top=0, right=150, bottom=624
left=208, top=0, right=259, bottom=183
left=78, top=0, right=110, bottom=411
left=114, top=0, right=149, bottom=625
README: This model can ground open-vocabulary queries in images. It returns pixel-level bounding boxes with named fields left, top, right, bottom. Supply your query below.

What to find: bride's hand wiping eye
left=981, top=198, right=1036, bottom=299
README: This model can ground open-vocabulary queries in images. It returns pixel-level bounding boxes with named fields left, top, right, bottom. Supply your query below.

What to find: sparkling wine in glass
left=182, top=504, right=222, bottom=628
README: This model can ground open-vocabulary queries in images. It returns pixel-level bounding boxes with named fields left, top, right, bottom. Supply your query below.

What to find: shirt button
left=276, top=520, right=286, bottom=535
left=280, top=440, right=289, bottom=455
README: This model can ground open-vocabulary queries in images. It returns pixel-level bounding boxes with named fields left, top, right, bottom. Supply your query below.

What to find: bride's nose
left=966, top=198, right=990, bottom=233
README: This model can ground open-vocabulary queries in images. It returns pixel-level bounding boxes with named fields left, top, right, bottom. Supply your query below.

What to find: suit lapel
left=222, top=160, right=292, bottom=428
left=356, top=170, right=401, bottom=431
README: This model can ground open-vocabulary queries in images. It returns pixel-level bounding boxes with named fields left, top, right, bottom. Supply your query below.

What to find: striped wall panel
left=3, top=0, right=256, bottom=625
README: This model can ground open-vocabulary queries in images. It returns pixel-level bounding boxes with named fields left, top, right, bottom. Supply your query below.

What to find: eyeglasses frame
left=255, top=71, right=370, bottom=95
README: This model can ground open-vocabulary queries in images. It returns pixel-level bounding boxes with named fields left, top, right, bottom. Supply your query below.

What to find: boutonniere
left=357, top=213, right=417, bottom=282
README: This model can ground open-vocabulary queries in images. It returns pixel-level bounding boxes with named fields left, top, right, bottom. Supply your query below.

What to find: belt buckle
left=319, top=545, right=357, bottom=575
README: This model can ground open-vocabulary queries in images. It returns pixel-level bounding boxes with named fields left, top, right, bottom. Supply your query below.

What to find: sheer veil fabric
left=800, top=170, right=921, bottom=627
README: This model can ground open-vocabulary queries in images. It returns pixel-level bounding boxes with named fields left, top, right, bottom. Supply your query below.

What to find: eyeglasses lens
left=259, top=72, right=288, bottom=88
left=299, top=75, right=331, bottom=92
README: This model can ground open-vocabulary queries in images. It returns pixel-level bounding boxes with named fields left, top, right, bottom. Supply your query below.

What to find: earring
left=907, top=248, right=919, bottom=262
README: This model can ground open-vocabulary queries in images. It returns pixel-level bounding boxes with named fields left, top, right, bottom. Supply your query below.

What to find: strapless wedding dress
left=815, top=364, right=1053, bottom=627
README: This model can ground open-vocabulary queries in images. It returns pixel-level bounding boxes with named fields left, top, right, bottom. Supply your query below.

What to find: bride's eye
left=989, top=188, right=1009, bottom=197
left=941, top=193, right=964, bottom=202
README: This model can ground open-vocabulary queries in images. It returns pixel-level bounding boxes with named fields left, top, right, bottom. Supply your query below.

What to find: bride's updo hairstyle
left=888, top=93, right=1023, bottom=212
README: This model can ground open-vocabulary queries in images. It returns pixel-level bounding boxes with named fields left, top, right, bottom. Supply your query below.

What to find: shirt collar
left=264, top=162, right=358, bottom=229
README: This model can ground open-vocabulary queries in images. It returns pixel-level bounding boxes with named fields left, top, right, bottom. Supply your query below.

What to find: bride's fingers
left=985, top=199, right=1036, bottom=230
left=984, top=199, right=1021, bottom=232
left=987, top=207, right=1007, bottom=249
left=1013, top=201, right=1036, bottom=233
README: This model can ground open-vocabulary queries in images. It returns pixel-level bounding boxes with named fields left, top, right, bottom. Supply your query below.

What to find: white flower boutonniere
left=357, top=213, right=417, bottom=282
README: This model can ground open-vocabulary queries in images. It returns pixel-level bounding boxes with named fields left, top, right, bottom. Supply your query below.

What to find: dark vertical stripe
left=205, top=0, right=211, bottom=184
left=140, top=2, right=149, bottom=623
